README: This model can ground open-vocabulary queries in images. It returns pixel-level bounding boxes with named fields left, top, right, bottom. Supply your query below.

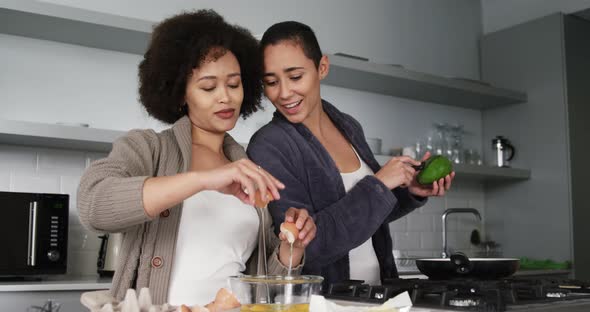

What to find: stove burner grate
left=323, top=277, right=590, bottom=312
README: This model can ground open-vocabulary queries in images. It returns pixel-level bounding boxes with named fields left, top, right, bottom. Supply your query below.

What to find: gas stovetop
left=323, top=277, right=590, bottom=311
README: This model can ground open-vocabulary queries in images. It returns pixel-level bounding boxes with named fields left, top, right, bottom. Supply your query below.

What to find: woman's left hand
left=280, top=207, right=316, bottom=248
left=408, top=152, right=455, bottom=197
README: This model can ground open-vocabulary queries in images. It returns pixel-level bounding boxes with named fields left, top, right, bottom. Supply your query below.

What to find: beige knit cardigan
left=77, top=116, right=300, bottom=304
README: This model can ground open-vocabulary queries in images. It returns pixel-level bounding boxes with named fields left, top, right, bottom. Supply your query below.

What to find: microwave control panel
left=36, top=194, right=69, bottom=268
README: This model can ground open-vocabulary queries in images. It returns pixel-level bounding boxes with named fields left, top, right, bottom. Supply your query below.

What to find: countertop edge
left=514, top=269, right=572, bottom=276
left=398, top=269, right=571, bottom=277
left=0, top=276, right=112, bottom=292
left=0, top=269, right=572, bottom=292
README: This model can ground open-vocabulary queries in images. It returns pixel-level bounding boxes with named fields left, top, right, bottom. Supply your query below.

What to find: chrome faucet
left=442, top=208, right=482, bottom=258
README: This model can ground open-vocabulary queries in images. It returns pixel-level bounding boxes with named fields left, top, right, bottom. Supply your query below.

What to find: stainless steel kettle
left=97, top=233, right=122, bottom=277
left=492, top=136, right=515, bottom=167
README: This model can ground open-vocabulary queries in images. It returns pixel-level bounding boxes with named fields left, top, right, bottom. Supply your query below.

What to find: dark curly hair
left=138, top=10, right=263, bottom=124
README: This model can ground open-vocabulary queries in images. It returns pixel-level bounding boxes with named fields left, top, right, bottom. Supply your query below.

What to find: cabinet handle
left=27, top=201, right=38, bottom=266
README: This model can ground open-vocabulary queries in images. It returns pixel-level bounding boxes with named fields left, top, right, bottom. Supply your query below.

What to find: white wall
left=0, top=143, right=484, bottom=276
left=0, top=34, right=162, bottom=131
left=1, top=0, right=484, bottom=146
left=0, top=0, right=488, bottom=276
left=481, top=0, right=590, bottom=34
left=35, top=0, right=483, bottom=79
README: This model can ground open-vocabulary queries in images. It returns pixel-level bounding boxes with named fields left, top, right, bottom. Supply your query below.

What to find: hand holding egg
left=282, top=207, right=317, bottom=248
left=254, top=188, right=273, bottom=208
left=200, top=160, right=283, bottom=206
left=280, top=222, right=299, bottom=244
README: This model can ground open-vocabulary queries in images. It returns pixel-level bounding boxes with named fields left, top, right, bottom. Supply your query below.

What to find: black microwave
left=0, top=191, right=68, bottom=276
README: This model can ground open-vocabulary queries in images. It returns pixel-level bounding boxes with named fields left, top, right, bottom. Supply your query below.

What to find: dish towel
left=309, top=291, right=412, bottom=312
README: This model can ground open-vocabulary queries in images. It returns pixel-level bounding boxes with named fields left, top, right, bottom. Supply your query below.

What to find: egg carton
left=81, top=288, right=179, bottom=312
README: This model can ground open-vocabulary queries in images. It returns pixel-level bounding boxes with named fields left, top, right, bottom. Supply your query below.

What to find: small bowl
left=228, top=275, right=323, bottom=311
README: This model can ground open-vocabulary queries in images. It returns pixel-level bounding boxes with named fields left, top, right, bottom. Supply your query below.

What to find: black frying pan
left=415, top=253, right=520, bottom=280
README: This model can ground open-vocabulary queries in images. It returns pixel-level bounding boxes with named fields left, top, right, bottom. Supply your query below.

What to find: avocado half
left=417, top=155, right=453, bottom=185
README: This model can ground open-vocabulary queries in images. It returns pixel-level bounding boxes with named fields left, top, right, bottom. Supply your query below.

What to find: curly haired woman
left=77, top=10, right=316, bottom=306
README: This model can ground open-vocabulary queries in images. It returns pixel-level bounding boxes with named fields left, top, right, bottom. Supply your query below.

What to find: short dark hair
left=260, top=21, right=323, bottom=68
left=138, top=10, right=263, bottom=124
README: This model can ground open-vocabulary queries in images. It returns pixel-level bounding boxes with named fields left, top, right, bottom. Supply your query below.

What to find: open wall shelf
left=1, top=5, right=527, bottom=109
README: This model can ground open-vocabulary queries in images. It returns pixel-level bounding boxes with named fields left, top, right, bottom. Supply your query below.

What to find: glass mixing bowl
left=228, top=275, right=323, bottom=312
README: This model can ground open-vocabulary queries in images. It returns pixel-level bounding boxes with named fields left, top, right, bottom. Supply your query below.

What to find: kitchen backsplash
left=0, top=143, right=484, bottom=276
left=0, top=144, right=107, bottom=277
left=389, top=181, right=484, bottom=261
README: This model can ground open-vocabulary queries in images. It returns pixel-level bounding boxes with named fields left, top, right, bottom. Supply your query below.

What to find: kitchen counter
left=398, top=269, right=571, bottom=279
left=0, top=269, right=571, bottom=292
left=0, top=275, right=111, bottom=292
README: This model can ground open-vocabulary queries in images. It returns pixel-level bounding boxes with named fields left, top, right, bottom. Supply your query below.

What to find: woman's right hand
left=199, top=159, right=285, bottom=205
left=374, top=156, right=421, bottom=189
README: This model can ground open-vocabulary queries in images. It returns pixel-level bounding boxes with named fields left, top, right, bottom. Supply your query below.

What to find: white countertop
left=0, top=269, right=570, bottom=293
left=0, top=275, right=111, bottom=292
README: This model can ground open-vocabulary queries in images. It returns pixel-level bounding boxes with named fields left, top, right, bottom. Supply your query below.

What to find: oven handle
left=27, top=201, right=38, bottom=267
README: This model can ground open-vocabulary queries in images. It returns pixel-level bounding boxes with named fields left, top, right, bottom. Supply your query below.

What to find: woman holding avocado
left=247, top=21, right=455, bottom=286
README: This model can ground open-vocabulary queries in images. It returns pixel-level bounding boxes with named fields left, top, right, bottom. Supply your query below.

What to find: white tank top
left=340, top=147, right=382, bottom=285
left=167, top=191, right=259, bottom=305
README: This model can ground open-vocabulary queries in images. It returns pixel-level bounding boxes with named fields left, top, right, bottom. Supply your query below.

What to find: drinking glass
left=465, top=149, right=482, bottom=166
left=448, top=124, right=464, bottom=164
left=432, top=122, right=447, bottom=156
left=415, top=140, right=425, bottom=159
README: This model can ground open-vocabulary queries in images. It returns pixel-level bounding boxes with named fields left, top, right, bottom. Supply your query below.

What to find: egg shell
left=254, top=189, right=273, bottom=208
left=280, top=222, right=300, bottom=244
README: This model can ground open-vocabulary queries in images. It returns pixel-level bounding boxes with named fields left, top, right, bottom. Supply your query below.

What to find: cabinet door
left=564, top=15, right=590, bottom=281
left=481, top=14, right=571, bottom=261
